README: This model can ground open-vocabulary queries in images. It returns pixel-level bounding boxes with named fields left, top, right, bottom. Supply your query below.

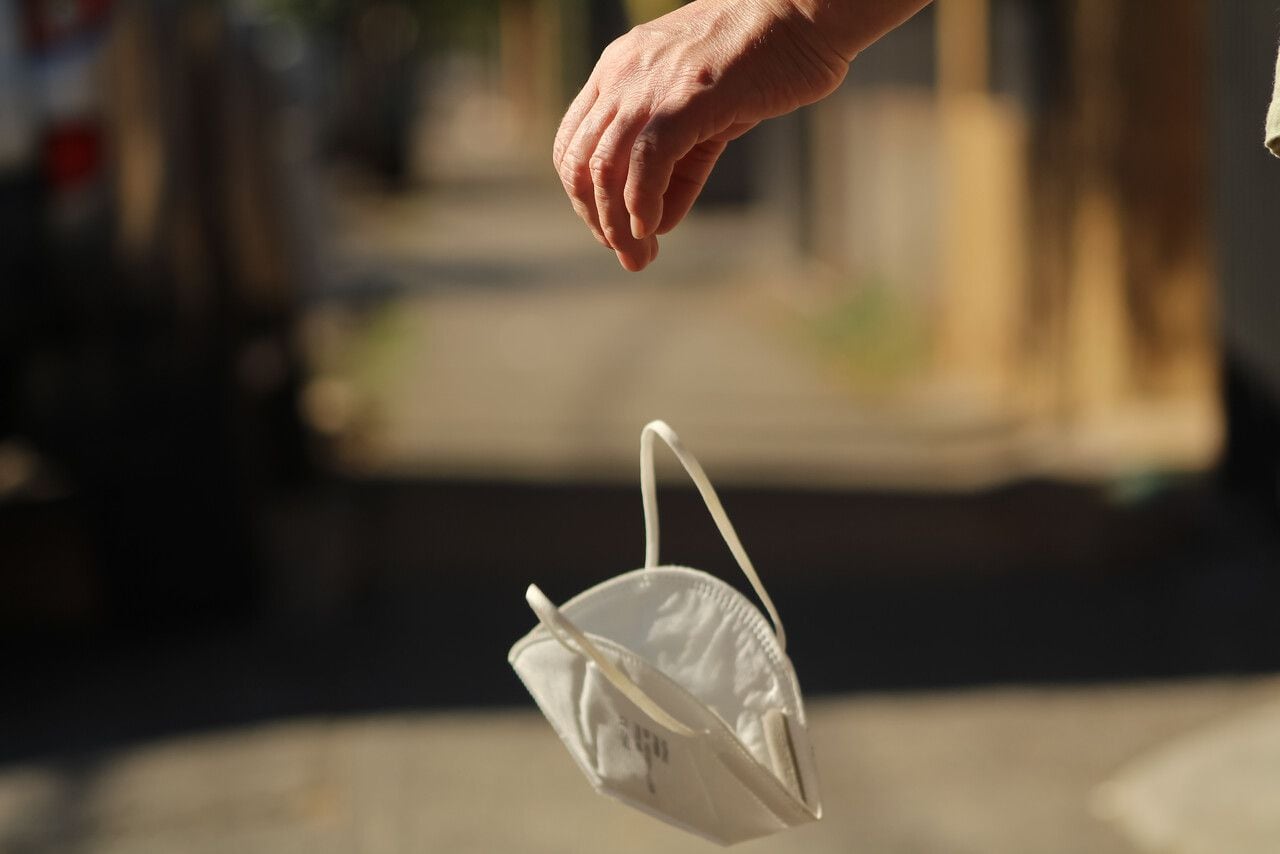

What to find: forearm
left=780, top=0, right=934, bottom=61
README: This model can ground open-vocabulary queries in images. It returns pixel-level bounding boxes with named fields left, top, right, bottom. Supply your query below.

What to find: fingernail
left=630, top=214, right=647, bottom=241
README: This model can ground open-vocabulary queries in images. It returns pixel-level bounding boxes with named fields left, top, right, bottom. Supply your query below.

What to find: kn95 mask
left=508, top=420, right=821, bottom=845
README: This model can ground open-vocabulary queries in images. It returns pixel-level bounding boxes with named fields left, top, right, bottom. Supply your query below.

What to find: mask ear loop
left=526, top=584, right=697, bottom=738
left=641, top=420, right=787, bottom=653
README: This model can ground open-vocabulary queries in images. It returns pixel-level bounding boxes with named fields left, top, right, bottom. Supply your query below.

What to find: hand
left=553, top=0, right=852, bottom=272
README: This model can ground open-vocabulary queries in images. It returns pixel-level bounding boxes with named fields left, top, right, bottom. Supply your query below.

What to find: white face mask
left=509, top=421, right=822, bottom=846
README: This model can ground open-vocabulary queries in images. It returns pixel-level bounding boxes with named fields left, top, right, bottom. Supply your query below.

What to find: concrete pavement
left=4, top=677, right=1279, bottom=853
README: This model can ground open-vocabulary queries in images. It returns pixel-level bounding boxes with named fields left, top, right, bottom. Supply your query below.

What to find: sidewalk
left=302, top=170, right=1218, bottom=491
left=3, top=677, right=1277, bottom=853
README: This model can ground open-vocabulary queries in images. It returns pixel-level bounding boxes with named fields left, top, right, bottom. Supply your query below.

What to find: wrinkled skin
left=554, top=0, right=931, bottom=271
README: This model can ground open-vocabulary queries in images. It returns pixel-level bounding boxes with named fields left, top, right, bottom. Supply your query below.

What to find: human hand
left=554, top=0, right=854, bottom=272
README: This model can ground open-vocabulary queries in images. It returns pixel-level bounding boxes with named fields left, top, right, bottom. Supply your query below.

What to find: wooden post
left=934, top=0, right=1029, bottom=410
left=936, top=0, right=988, bottom=96
left=1027, top=0, right=1218, bottom=470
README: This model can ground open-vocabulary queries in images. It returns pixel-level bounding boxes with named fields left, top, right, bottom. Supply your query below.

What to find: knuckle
left=588, top=153, right=620, bottom=185
left=572, top=170, right=595, bottom=197
left=557, top=163, right=576, bottom=193
left=557, top=155, right=585, bottom=188
left=607, top=26, right=648, bottom=51
left=631, top=133, right=662, bottom=166
left=601, top=221, right=629, bottom=245
left=623, top=181, right=649, bottom=212
left=600, top=35, right=630, bottom=63
left=663, top=82, right=699, bottom=109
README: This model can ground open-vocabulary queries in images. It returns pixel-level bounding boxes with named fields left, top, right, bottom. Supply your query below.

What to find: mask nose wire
left=525, top=583, right=697, bottom=738
left=640, top=421, right=787, bottom=654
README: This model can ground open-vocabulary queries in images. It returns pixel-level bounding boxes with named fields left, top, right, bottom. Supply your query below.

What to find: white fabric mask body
left=508, top=421, right=822, bottom=846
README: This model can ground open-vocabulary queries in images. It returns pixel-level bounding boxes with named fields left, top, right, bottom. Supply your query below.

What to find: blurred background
left=1, top=0, right=1279, bottom=851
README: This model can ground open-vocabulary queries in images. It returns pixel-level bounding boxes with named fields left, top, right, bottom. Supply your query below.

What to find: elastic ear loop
left=525, top=584, right=697, bottom=738
left=641, top=420, right=787, bottom=653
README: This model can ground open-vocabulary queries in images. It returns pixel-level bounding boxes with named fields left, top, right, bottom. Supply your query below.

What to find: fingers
left=624, top=112, right=699, bottom=241
left=558, top=95, right=725, bottom=268
left=553, top=82, right=597, bottom=172
left=656, top=139, right=726, bottom=235
left=652, top=121, right=753, bottom=234
left=558, top=83, right=715, bottom=270
left=590, top=110, right=656, bottom=271
left=558, top=100, right=616, bottom=248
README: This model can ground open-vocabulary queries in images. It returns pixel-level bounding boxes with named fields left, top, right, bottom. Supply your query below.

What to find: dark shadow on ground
left=2, top=477, right=1279, bottom=766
